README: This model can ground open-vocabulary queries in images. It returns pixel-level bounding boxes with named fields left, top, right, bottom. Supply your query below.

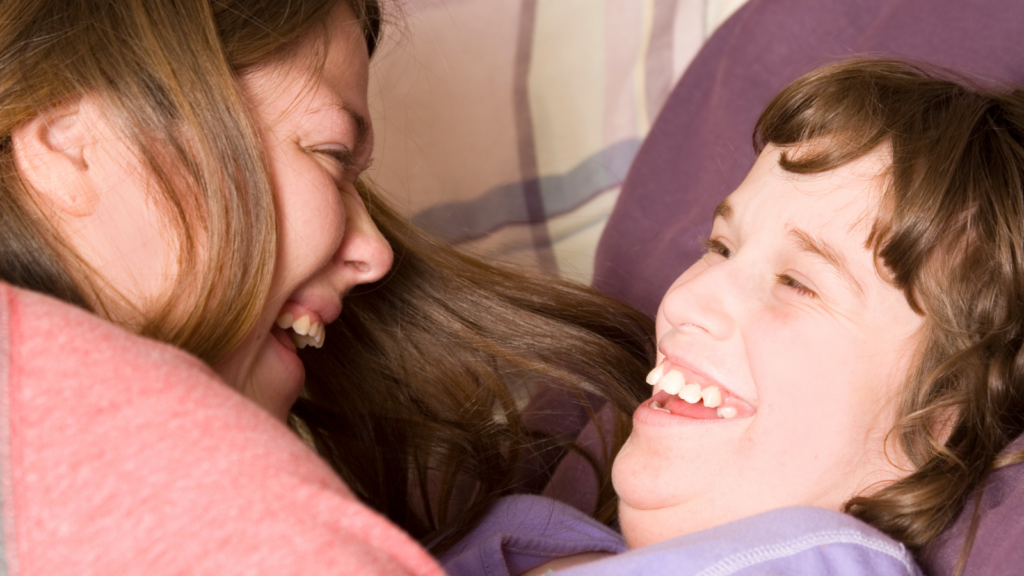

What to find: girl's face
left=612, top=146, right=924, bottom=548
left=15, top=2, right=392, bottom=422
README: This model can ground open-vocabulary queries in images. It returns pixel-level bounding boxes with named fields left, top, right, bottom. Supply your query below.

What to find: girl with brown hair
left=0, top=0, right=652, bottom=561
left=443, top=58, right=1024, bottom=576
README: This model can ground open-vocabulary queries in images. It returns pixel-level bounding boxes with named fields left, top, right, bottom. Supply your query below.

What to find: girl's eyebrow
left=787, top=227, right=865, bottom=297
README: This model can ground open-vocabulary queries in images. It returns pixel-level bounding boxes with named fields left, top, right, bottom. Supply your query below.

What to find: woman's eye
left=701, top=237, right=733, bottom=259
left=319, top=148, right=357, bottom=171
left=312, top=148, right=374, bottom=187
left=776, top=273, right=817, bottom=298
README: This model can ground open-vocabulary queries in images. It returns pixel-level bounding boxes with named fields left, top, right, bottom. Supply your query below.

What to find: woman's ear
left=11, top=97, right=103, bottom=217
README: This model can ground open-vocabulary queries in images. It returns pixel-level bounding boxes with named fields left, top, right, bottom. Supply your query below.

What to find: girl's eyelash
left=700, top=236, right=732, bottom=259
left=700, top=236, right=817, bottom=299
left=776, top=273, right=817, bottom=298
left=699, top=235, right=817, bottom=299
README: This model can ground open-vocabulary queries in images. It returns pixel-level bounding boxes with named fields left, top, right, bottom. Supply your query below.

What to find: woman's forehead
left=236, top=3, right=371, bottom=141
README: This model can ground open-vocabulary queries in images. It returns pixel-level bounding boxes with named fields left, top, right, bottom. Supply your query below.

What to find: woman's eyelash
left=324, top=150, right=374, bottom=174
left=320, top=149, right=357, bottom=170
left=700, top=236, right=732, bottom=259
left=776, top=273, right=817, bottom=298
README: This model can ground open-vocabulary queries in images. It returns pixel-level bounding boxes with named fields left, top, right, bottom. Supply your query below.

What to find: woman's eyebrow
left=713, top=199, right=734, bottom=221
left=787, top=227, right=865, bottom=296
left=341, top=103, right=370, bottom=154
left=310, top=101, right=371, bottom=156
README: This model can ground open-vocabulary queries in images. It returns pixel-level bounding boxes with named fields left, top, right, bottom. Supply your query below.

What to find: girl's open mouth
left=645, top=360, right=755, bottom=419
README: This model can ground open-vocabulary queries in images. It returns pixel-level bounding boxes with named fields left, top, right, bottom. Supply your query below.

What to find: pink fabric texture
left=0, top=282, right=443, bottom=576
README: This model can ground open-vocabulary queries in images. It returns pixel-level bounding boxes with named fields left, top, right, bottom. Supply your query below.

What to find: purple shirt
left=442, top=495, right=921, bottom=576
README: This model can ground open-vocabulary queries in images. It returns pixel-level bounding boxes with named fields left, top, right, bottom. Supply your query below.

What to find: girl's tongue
left=647, top=361, right=756, bottom=419
left=654, top=391, right=720, bottom=419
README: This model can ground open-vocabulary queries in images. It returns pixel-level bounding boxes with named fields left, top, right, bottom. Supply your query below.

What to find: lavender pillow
left=594, top=0, right=1024, bottom=318
left=591, top=1, right=1024, bottom=573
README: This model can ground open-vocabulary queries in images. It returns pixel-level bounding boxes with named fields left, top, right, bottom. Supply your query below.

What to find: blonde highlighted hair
left=0, top=0, right=380, bottom=360
left=0, top=0, right=653, bottom=553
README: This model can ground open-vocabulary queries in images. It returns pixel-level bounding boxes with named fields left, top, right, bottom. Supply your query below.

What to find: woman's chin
left=215, top=327, right=306, bottom=422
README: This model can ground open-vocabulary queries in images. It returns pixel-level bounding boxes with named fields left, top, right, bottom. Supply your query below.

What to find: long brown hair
left=0, top=0, right=354, bottom=361
left=294, top=182, right=653, bottom=551
left=754, top=58, right=1024, bottom=567
left=0, top=0, right=653, bottom=554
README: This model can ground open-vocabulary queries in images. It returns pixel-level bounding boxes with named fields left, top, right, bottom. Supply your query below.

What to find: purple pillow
left=592, top=1, right=1024, bottom=574
left=594, top=0, right=1024, bottom=317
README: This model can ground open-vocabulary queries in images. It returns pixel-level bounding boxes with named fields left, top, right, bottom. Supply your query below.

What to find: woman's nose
left=337, top=193, right=393, bottom=285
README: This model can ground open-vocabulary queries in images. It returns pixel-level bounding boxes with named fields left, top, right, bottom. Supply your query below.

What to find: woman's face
left=214, top=3, right=392, bottom=420
left=15, top=2, right=391, bottom=422
left=612, top=146, right=924, bottom=548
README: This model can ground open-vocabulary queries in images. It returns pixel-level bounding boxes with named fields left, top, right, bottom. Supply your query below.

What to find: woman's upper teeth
left=276, top=312, right=326, bottom=349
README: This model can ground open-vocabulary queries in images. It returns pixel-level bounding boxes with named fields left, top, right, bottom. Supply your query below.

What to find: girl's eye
left=701, top=237, right=733, bottom=260
left=776, top=273, right=817, bottom=298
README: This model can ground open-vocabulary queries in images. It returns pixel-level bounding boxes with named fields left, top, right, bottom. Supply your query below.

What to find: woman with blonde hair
left=0, top=0, right=653, bottom=571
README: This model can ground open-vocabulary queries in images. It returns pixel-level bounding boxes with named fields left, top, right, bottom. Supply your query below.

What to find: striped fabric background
left=366, top=0, right=749, bottom=283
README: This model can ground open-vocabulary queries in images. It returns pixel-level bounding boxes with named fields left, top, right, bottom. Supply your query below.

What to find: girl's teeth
left=679, top=383, right=703, bottom=404
left=646, top=362, right=666, bottom=386
left=701, top=386, right=722, bottom=408
left=659, top=371, right=686, bottom=395
left=651, top=400, right=671, bottom=413
left=653, top=367, right=735, bottom=412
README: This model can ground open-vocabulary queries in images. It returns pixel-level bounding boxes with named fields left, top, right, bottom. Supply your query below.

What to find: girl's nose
left=337, top=193, right=393, bottom=285
left=661, top=261, right=737, bottom=341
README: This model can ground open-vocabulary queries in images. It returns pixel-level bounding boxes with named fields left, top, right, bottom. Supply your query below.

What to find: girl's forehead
left=727, top=146, right=887, bottom=235
left=707, top=147, right=910, bottom=317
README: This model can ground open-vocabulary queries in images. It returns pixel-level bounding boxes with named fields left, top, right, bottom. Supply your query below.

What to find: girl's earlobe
left=11, top=97, right=99, bottom=217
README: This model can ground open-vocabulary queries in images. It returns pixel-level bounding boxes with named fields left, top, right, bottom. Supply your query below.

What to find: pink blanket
left=0, top=282, right=442, bottom=575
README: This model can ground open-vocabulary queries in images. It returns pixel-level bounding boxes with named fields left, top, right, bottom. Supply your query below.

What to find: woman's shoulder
left=0, top=281, right=214, bottom=377
left=0, top=281, right=444, bottom=575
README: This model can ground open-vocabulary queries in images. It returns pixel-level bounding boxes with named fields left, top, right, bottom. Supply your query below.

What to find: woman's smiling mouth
left=275, top=301, right=336, bottom=350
